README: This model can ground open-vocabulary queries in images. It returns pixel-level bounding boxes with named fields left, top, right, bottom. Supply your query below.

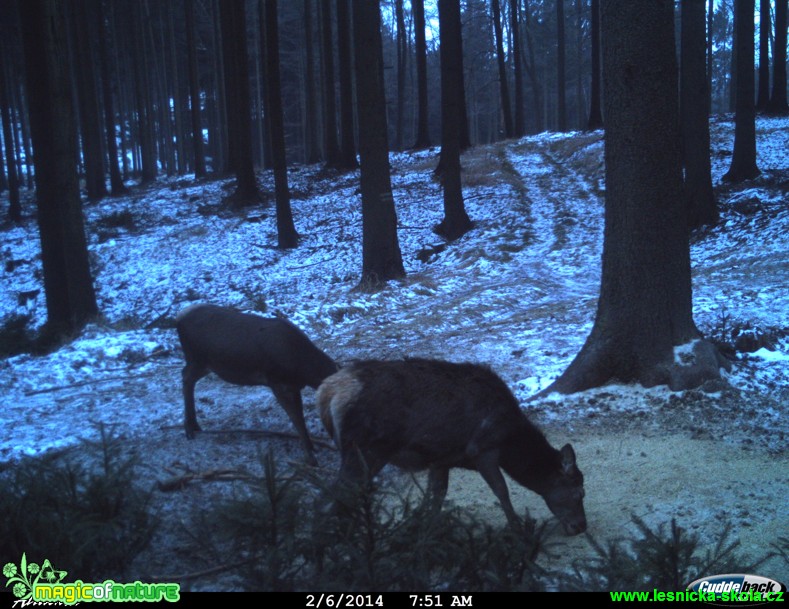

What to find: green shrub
left=563, top=515, right=769, bottom=591
left=0, top=425, right=157, bottom=581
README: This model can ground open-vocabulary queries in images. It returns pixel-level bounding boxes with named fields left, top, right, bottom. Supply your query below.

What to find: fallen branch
left=157, top=468, right=253, bottom=492
left=25, top=370, right=168, bottom=396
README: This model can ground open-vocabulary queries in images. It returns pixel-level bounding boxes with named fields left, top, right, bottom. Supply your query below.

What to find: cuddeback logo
left=3, top=553, right=180, bottom=605
left=687, top=573, right=786, bottom=606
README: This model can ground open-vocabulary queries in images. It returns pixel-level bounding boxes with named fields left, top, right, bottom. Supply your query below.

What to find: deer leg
left=474, top=451, right=520, bottom=527
left=271, top=383, right=317, bottom=466
left=182, top=362, right=208, bottom=439
left=425, top=466, right=449, bottom=511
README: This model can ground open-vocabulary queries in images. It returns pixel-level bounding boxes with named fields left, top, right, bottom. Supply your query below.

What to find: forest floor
left=0, top=116, right=787, bottom=591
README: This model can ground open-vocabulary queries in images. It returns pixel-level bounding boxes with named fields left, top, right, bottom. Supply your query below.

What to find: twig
left=25, top=370, right=165, bottom=396
left=287, top=258, right=332, bottom=270
left=157, top=468, right=254, bottom=492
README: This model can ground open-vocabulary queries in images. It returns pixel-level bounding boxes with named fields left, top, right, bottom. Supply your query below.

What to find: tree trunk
left=492, top=0, right=513, bottom=138
left=707, top=0, right=714, bottom=114
left=545, top=0, right=726, bottom=395
left=435, top=0, right=472, bottom=241
left=72, top=0, right=108, bottom=200
left=587, top=0, right=603, bottom=129
left=336, top=0, right=358, bottom=169
left=185, top=0, right=207, bottom=178
left=19, top=0, right=98, bottom=335
left=510, top=0, right=525, bottom=137
left=394, top=0, right=407, bottom=150
left=556, top=0, right=567, bottom=131
left=724, top=0, right=760, bottom=182
left=767, top=0, right=788, bottom=113
left=321, top=0, right=341, bottom=167
left=0, top=48, right=21, bottom=221
left=264, top=0, right=298, bottom=248
left=131, top=3, right=157, bottom=184
left=219, top=0, right=261, bottom=204
left=411, top=0, right=430, bottom=150
left=304, top=0, right=322, bottom=164
left=351, top=0, right=405, bottom=287
left=756, top=0, right=771, bottom=110
left=681, top=0, right=717, bottom=229
left=412, top=0, right=431, bottom=148
left=95, top=0, right=127, bottom=194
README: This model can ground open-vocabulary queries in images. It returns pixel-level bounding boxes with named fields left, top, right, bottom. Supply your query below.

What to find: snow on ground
left=0, top=117, right=787, bottom=462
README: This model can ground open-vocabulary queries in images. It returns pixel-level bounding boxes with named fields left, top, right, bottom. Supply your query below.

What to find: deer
left=176, top=303, right=338, bottom=465
left=317, top=358, right=587, bottom=535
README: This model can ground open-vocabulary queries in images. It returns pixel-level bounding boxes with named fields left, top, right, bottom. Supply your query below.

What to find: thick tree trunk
left=264, top=0, right=298, bottom=248
left=435, top=0, right=472, bottom=241
left=681, top=0, right=717, bottom=229
left=724, top=0, right=760, bottom=182
left=19, top=0, right=98, bottom=335
left=220, top=0, right=261, bottom=204
left=545, top=0, right=726, bottom=395
left=351, top=0, right=405, bottom=287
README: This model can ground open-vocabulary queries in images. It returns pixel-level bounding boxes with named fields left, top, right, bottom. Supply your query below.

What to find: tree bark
left=72, top=0, right=108, bottom=201
left=219, top=0, right=261, bottom=204
left=336, top=0, right=358, bottom=169
left=351, top=0, right=405, bottom=287
left=510, top=0, right=525, bottom=137
left=263, top=0, right=298, bottom=248
left=185, top=0, right=207, bottom=178
left=545, top=0, right=726, bottom=395
left=320, top=0, right=341, bottom=167
left=556, top=0, right=567, bottom=131
left=681, top=0, right=717, bottom=229
left=95, top=0, right=127, bottom=193
left=435, top=0, right=472, bottom=241
left=303, top=0, right=321, bottom=164
left=587, top=0, right=603, bottom=129
left=767, top=0, right=788, bottom=113
left=724, top=0, right=760, bottom=182
left=19, top=0, right=98, bottom=335
left=412, top=0, right=431, bottom=148
left=492, top=0, right=513, bottom=138
left=0, top=47, right=21, bottom=221
left=756, top=0, right=771, bottom=110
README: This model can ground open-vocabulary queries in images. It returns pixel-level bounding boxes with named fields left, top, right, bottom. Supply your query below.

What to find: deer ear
left=560, top=443, right=576, bottom=473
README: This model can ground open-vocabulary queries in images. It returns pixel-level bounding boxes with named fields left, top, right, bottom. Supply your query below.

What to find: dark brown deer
left=317, top=358, right=587, bottom=535
left=176, top=303, right=338, bottom=465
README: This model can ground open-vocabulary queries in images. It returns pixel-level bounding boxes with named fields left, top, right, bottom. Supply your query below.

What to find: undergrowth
left=195, top=452, right=774, bottom=592
left=0, top=425, right=158, bottom=582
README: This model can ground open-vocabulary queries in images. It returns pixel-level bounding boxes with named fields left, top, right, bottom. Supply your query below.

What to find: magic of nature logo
left=3, top=553, right=180, bottom=605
